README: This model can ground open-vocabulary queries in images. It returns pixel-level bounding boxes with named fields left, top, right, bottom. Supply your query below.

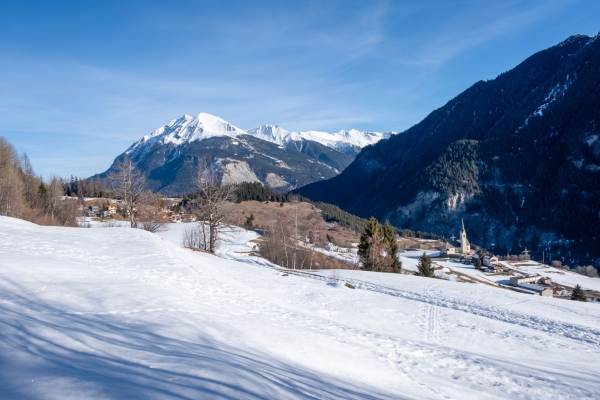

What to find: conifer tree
left=571, top=284, right=587, bottom=302
left=417, top=252, right=434, bottom=277
left=358, top=217, right=384, bottom=271
left=382, top=220, right=401, bottom=273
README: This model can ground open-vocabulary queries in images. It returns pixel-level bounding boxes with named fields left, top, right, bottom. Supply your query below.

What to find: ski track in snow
left=214, top=243, right=600, bottom=398
left=230, top=261, right=600, bottom=348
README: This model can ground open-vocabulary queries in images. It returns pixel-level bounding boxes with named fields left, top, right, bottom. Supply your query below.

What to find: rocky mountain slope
left=297, top=33, right=600, bottom=265
left=100, top=113, right=393, bottom=193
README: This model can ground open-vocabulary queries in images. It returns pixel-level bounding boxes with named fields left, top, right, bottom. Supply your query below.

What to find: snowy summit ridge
left=127, top=113, right=246, bottom=157
left=127, top=113, right=394, bottom=158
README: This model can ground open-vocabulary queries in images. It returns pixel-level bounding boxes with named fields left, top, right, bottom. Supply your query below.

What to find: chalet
left=482, top=255, right=499, bottom=268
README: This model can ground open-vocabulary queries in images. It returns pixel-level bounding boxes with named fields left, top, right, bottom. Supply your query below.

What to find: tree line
left=64, top=175, right=109, bottom=198
left=0, top=137, right=78, bottom=226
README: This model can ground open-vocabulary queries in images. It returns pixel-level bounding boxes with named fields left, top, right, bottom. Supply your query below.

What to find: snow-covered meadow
left=1, top=217, right=599, bottom=399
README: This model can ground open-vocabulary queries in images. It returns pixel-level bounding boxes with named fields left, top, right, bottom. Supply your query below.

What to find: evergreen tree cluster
left=235, top=182, right=301, bottom=203
left=235, top=182, right=447, bottom=240
left=311, top=201, right=369, bottom=233
left=64, top=175, right=109, bottom=198
left=425, top=140, right=481, bottom=196
left=358, top=218, right=402, bottom=273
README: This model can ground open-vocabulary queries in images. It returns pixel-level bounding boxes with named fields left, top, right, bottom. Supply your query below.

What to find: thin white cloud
left=396, top=0, right=572, bottom=67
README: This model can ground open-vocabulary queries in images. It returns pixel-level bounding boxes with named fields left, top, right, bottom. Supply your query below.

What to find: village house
left=509, top=275, right=553, bottom=296
left=482, top=255, right=499, bottom=268
left=85, top=205, right=101, bottom=217
left=489, top=264, right=504, bottom=273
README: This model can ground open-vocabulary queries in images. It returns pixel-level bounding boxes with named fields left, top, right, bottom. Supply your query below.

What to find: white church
left=445, top=220, right=472, bottom=255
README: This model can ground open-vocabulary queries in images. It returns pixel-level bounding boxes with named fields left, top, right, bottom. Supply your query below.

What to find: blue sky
left=1, top=0, right=599, bottom=178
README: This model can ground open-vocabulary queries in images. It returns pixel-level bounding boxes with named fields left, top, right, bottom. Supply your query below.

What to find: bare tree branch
left=189, top=160, right=237, bottom=253
left=107, top=156, right=145, bottom=228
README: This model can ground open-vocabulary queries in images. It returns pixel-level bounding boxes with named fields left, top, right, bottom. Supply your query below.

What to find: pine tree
left=358, top=217, right=384, bottom=271
left=475, top=257, right=482, bottom=270
left=417, top=252, right=434, bottom=277
left=382, top=220, right=401, bottom=273
left=37, top=182, right=47, bottom=197
left=571, top=284, right=587, bottom=302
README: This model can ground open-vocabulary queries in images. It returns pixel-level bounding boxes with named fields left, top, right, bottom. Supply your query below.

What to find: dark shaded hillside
left=297, top=34, right=600, bottom=265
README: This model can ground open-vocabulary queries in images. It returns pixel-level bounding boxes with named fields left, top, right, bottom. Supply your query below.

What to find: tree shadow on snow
left=0, top=280, right=402, bottom=400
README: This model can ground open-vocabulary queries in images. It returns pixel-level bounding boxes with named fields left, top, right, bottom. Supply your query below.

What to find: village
left=78, top=197, right=600, bottom=302
left=395, top=221, right=600, bottom=301
left=283, top=218, right=600, bottom=301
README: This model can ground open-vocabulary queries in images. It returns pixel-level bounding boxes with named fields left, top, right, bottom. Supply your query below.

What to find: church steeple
left=460, top=219, right=470, bottom=254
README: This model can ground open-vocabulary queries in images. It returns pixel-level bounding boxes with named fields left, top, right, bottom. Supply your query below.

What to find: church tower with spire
left=460, top=219, right=471, bottom=254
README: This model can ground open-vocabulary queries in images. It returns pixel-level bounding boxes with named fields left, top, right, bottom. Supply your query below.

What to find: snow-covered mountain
left=127, top=113, right=395, bottom=159
left=245, top=124, right=290, bottom=146
left=246, top=124, right=394, bottom=157
left=101, top=112, right=395, bottom=194
left=127, top=113, right=246, bottom=158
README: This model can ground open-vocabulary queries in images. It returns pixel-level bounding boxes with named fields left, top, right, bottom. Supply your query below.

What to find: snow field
left=1, top=217, right=599, bottom=399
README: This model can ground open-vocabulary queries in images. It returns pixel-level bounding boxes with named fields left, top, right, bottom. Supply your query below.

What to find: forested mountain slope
left=297, top=34, right=600, bottom=265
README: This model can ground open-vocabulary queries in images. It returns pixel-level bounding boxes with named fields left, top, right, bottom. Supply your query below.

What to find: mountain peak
left=126, top=112, right=244, bottom=156
left=127, top=113, right=396, bottom=159
left=556, top=34, right=590, bottom=47
left=246, top=124, right=291, bottom=145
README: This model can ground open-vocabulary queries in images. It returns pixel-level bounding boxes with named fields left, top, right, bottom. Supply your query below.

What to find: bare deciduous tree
left=257, top=204, right=331, bottom=270
left=574, top=265, right=599, bottom=278
left=0, top=137, right=25, bottom=217
left=108, top=156, right=145, bottom=228
left=182, top=223, right=210, bottom=249
left=0, top=137, right=77, bottom=226
left=188, top=160, right=237, bottom=253
left=138, top=191, right=168, bottom=233
left=46, top=177, right=64, bottom=222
